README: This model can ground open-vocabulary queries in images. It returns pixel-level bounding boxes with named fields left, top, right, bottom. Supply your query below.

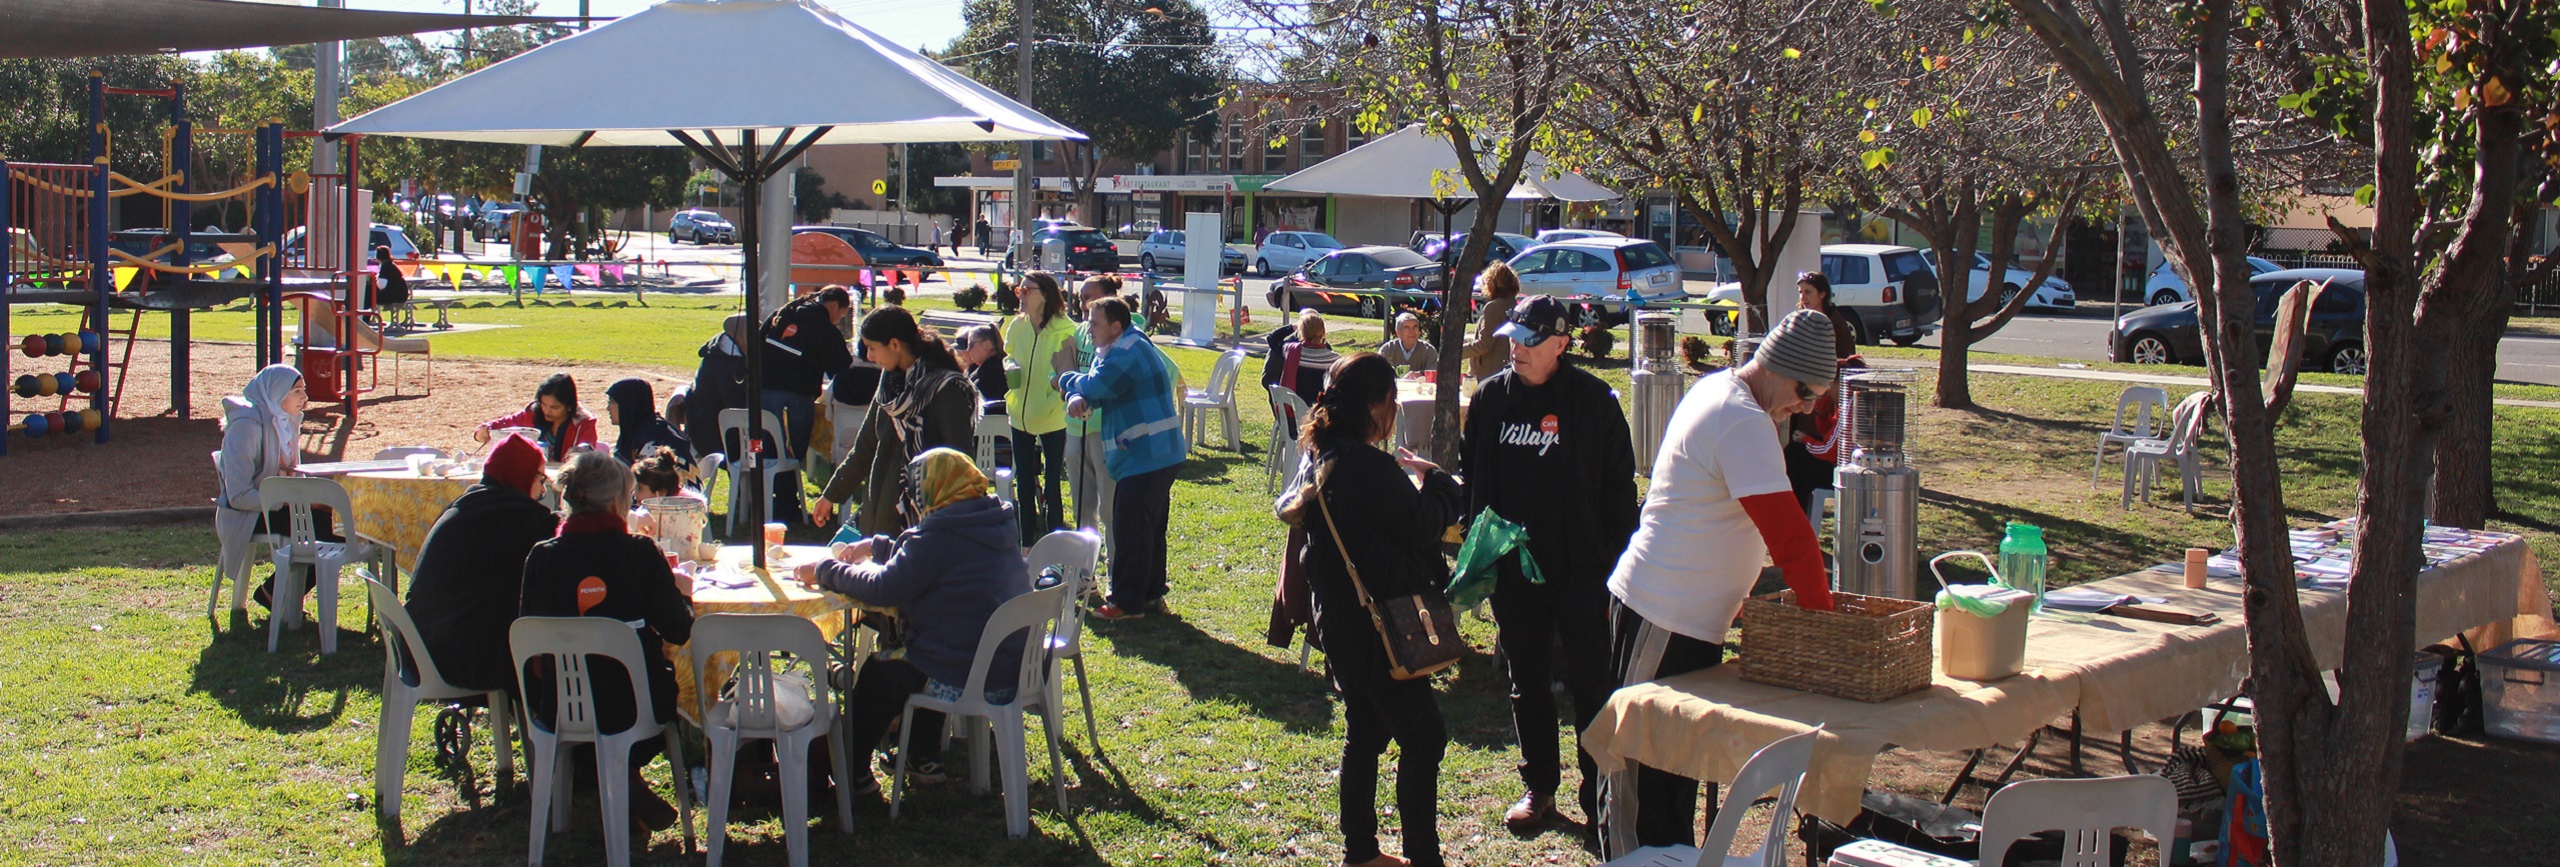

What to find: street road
left=1923, top=310, right=2560, bottom=387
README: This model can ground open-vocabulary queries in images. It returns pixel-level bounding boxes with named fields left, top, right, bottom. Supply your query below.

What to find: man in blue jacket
left=796, top=447, right=1028, bottom=786
left=1055, top=296, right=1187, bottom=620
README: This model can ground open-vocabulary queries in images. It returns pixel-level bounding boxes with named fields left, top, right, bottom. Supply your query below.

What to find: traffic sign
left=991, top=159, right=1020, bottom=171
left=872, top=179, right=889, bottom=195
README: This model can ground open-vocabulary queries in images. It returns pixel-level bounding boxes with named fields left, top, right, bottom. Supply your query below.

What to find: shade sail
left=328, top=0, right=1084, bottom=146
left=1263, top=124, right=1618, bottom=202
left=0, top=0, right=556, bottom=60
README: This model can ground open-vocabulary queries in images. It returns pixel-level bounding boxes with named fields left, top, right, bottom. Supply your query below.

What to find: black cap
left=1495, top=295, right=1572, bottom=347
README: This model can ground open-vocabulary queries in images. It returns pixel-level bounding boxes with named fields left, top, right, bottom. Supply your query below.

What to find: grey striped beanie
left=1758, top=309, right=1837, bottom=385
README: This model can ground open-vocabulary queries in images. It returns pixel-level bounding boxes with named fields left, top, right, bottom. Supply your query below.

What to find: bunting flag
left=603, top=263, right=627, bottom=284
left=448, top=267, right=465, bottom=290
left=576, top=264, right=599, bottom=283
left=501, top=264, right=519, bottom=289
left=553, top=264, right=577, bottom=291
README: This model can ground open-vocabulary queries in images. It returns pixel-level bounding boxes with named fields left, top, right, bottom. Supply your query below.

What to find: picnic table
left=1582, top=531, right=2551, bottom=828
left=672, top=544, right=895, bottom=724
left=1393, top=377, right=1469, bottom=452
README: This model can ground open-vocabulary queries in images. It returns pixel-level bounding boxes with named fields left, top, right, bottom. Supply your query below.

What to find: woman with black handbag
left=1276, top=352, right=1465, bottom=867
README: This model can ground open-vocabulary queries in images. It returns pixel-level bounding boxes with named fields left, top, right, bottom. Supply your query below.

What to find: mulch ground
left=0, top=335, right=688, bottom=516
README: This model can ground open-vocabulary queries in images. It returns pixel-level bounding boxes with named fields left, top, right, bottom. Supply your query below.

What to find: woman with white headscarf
left=215, top=363, right=337, bottom=612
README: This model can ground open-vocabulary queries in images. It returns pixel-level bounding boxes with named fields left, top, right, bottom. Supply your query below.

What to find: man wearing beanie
left=404, top=434, right=556, bottom=696
left=1597, top=308, right=1838, bottom=855
left=1461, top=295, right=1640, bottom=833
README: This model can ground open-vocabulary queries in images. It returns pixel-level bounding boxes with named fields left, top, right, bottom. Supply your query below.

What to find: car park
left=1412, top=231, right=1533, bottom=266
left=669, top=209, right=736, bottom=244
left=475, top=202, right=527, bottom=238
left=1004, top=224, right=1121, bottom=273
left=1506, top=237, right=1683, bottom=325
left=1266, top=245, right=1445, bottom=319
left=1251, top=230, right=1345, bottom=276
left=281, top=223, right=421, bottom=262
left=1917, top=248, right=2076, bottom=310
left=792, top=225, right=946, bottom=269
left=2110, top=267, right=2368, bottom=374
left=1137, top=229, right=1246, bottom=275
left=2141, top=255, right=2282, bottom=306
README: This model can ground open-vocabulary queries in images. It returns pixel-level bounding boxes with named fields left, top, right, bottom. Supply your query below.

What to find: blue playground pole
left=87, top=72, right=110, bottom=445
left=171, top=79, right=195, bottom=418
left=1, top=156, right=12, bottom=458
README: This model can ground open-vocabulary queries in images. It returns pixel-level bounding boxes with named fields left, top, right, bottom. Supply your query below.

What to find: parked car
left=1003, top=224, right=1120, bottom=273
left=1251, top=230, right=1345, bottom=276
left=1137, top=229, right=1245, bottom=275
left=1506, top=237, right=1684, bottom=326
left=2141, top=255, right=2283, bottom=306
left=1411, top=231, right=1533, bottom=266
left=106, top=228, right=233, bottom=265
left=281, top=223, right=421, bottom=261
left=475, top=202, right=527, bottom=238
left=669, top=209, right=736, bottom=245
left=1113, top=219, right=1162, bottom=240
left=1266, top=245, right=1445, bottom=319
left=2109, top=267, right=2368, bottom=374
left=1917, top=248, right=2076, bottom=310
left=792, top=225, right=945, bottom=268
left=1532, top=228, right=1622, bottom=244
left=1815, top=244, right=1945, bottom=346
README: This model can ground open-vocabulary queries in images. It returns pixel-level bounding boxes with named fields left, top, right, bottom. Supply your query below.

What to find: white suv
left=1817, top=244, right=1944, bottom=345
left=1506, top=237, right=1684, bottom=325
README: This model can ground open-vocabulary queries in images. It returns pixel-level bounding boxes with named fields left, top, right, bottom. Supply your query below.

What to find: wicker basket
left=1737, top=590, right=1935, bottom=702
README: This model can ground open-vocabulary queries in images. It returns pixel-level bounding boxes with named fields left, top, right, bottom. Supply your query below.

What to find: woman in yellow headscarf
left=796, top=447, right=1027, bottom=786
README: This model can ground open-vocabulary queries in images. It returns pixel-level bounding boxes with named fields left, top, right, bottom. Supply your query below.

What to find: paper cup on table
left=763, top=521, right=788, bottom=549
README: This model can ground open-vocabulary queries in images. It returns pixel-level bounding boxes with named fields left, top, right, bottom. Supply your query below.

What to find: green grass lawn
left=4, top=304, right=2554, bottom=864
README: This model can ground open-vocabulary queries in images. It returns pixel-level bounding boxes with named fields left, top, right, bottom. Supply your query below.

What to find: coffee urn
left=1832, top=369, right=1923, bottom=600
left=1628, top=312, right=1685, bottom=475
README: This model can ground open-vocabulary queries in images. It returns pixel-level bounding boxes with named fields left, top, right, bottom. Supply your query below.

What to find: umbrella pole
left=740, top=131, right=768, bottom=570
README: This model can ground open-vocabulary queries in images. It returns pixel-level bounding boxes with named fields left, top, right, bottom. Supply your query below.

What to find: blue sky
left=343, top=0, right=973, bottom=57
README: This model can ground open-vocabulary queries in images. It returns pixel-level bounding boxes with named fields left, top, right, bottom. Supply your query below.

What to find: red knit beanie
left=484, top=434, right=546, bottom=493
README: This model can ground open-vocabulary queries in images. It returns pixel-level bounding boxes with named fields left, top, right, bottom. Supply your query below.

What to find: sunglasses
left=1794, top=380, right=1821, bottom=404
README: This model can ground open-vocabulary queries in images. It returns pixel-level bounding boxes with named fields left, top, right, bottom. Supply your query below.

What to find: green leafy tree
left=946, top=0, right=1225, bottom=221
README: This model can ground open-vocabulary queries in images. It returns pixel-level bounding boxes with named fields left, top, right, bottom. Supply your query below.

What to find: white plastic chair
left=2090, top=386, right=2170, bottom=487
left=1182, top=349, right=1247, bottom=453
left=2121, top=391, right=2209, bottom=511
left=1804, top=487, right=1834, bottom=541
left=261, top=476, right=380, bottom=654
left=1263, top=385, right=1311, bottom=495
left=509, top=616, right=698, bottom=867
left=1600, top=727, right=1820, bottom=867
left=975, top=414, right=1016, bottom=504
left=210, top=451, right=282, bottom=620
left=719, top=408, right=804, bottom=536
left=1976, top=775, right=2178, bottom=867
left=689, top=614, right=852, bottom=867
left=1027, top=530, right=1105, bottom=757
left=364, top=571, right=512, bottom=824
left=890, top=584, right=1070, bottom=839
left=372, top=445, right=446, bottom=461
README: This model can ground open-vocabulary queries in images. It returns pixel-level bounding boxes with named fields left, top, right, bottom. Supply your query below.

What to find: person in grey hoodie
left=214, top=363, right=339, bottom=612
left=795, top=447, right=1028, bottom=785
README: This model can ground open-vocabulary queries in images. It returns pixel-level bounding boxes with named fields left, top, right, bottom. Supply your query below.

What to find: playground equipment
left=4, top=72, right=382, bottom=455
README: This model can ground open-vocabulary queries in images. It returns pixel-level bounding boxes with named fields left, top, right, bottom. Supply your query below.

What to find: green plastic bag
left=1447, top=509, right=1544, bottom=609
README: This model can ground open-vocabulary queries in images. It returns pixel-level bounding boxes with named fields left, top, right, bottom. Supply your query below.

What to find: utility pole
left=462, top=0, right=473, bottom=63
left=314, top=0, right=342, bottom=175
left=1012, top=0, right=1033, bottom=262
left=897, top=142, right=910, bottom=240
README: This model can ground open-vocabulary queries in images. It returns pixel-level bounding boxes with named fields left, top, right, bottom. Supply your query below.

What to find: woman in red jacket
left=476, top=372, right=599, bottom=462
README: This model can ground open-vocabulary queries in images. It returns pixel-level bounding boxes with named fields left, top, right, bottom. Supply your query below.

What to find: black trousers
left=1784, top=440, right=1835, bottom=514
left=845, top=658, right=945, bottom=765
left=1011, top=427, right=1068, bottom=547
left=1490, top=573, right=1614, bottom=818
left=1332, top=638, right=1447, bottom=867
left=1604, top=597, right=1727, bottom=851
left=1107, top=463, right=1179, bottom=609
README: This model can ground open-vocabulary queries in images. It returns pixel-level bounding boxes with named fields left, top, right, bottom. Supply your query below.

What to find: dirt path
left=0, top=336, right=689, bottom=516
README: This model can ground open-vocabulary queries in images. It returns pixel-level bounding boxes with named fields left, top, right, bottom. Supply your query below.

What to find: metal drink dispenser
left=1628, top=312, right=1685, bottom=475
left=1832, top=370, right=1924, bottom=600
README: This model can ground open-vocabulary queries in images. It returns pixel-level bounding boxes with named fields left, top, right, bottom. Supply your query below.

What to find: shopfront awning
left=0, top=0, right=559, bottom=59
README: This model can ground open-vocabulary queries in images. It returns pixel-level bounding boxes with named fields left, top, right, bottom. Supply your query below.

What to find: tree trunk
left=2431, top=310, right=2503, bottom=528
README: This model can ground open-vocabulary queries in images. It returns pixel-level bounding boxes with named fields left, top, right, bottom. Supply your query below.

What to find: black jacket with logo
left=1458, top=363, right=1639, bottom=586
left=761, top=297, right=853, bottom=397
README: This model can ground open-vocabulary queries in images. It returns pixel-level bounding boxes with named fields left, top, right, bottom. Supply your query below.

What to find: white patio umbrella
left=1261, top=123, right=1619, bottom=202
left=332, top=0, right=1084, bottom=566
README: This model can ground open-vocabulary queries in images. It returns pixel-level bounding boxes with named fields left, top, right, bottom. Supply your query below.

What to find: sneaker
left=1503, top=791, right=1559, bottom=830
left=843, top=770, right=881, bottom=796
left=1091, top=603, right=1145, bottom=621
left=905, top=758, right=947, bottom=784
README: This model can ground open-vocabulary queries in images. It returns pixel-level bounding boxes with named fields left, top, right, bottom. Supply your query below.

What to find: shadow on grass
left=189, top=609, right=374, bottom=733
left=1921, top=489, right=2194, bottom=589
left=1173, top=451, right=1260, bottom=488
left=1092, top=613, right=1335, bottom=734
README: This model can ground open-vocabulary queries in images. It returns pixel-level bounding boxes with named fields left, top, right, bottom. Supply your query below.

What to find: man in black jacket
left=1459, top=295, right=1640, bottom=833
left=686, top=314, right=751, bottom=463
left=759, top=286, right=854, bottom=521
left=404, top=434, right=554, bottom=695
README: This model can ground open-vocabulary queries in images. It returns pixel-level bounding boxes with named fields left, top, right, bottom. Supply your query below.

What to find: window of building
left=1301, top=123, right=1328, bottom=163
left=1264, top=130, right=1289, bottom=172
left=1225, top=120, right=1245, bottom=172
left=1185, top=135, right=1205, bottom=175
left=1345, top=125, right=1369, bottom=152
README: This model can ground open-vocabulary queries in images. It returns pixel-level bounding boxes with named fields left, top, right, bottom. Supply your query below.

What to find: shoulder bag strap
left=1311, top=479, right=1378, bottom=611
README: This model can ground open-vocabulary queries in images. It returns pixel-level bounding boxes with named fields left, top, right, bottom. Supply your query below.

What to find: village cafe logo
left=1499, top=414, right=1562, bottom=456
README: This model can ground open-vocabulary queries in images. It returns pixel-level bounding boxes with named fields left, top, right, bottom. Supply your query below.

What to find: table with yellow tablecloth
left=671, top=544, right=894, bottom=724
left=341, top=470, right=478, bottom=575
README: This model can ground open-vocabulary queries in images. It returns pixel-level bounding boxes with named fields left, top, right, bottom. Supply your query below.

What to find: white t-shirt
left=1607, top=370, right=1793, bottom=642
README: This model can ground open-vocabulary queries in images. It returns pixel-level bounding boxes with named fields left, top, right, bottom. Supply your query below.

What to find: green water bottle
left=1997, top=521, right=2048, bottom=612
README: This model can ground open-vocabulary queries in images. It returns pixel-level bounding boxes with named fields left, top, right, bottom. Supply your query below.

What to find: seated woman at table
left=475, top=372, right=599, bottom=462
left=216, top=363, right=344, bottom=613
left=520, top=451, right=696, bottom=747
left=605, top=377, right=693, bottom=466
left=1278, top=310, right=1340, bottom=412
left=404, top=434, right=552, bottom=696
left=795, top=447, right=1027, bottom=787
left=625, top=446, right=707, bottom=539
left=813, top=306, right=979, bottom=537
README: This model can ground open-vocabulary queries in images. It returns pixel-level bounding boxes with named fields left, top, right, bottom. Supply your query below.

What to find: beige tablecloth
left=341, top=470, right=476, bottom=575
left=673, top=545, right=867, bottom=722
left=1583, top=537, right=2551, bottom=825
left=1394, top=378, right=1468, bottom=452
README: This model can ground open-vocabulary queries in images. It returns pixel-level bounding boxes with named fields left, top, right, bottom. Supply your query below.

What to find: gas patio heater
left=1831, top=369, right=1923, bottom=600
left=329, top=0, right=1083, bottom=568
